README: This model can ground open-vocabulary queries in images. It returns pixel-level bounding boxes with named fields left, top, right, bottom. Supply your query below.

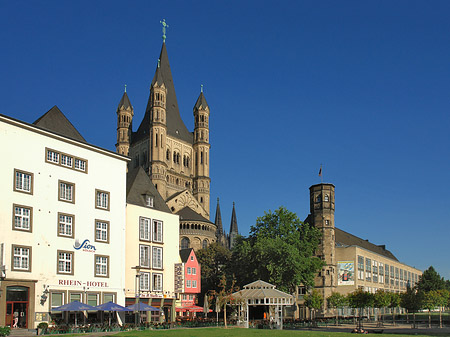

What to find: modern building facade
left=0, top=108, right=128, bottom=328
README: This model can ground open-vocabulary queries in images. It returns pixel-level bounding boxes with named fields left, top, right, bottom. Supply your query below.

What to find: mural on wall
left=337, top=261, right=355, bottom=286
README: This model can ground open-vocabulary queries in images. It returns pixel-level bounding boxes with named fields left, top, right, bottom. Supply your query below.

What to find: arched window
left=166, top=149, right=170, bottom=160
left=155, top=132, right=158, bottom=147
left=180, top=237, right=191, bottom=249
left=202, top=239, right=208, bottom=249
left=324, top=194, right=329, bottom=202
left=173, top=151, right=176, bottom=163
left=200, top=197, right=204, bottom=203
left=316, top=194, right=322, bottom=203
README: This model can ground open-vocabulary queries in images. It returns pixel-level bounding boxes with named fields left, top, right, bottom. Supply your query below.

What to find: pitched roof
left=214, top=198, right=224, bottom=235
left=126, top=167, right=172, bottom=213
left=134, top=42, right=193, bottom=144
left=179, top=248, right=194, bottom=263
left=229, top=202, right=239, bottom=234
left=176, top=206, right=213, bottom=224
left=194, top=92, right=209, bottom=110
left=335, top=227, right=398, bottom=261
left=33, top=106, right=86, bottom=143
left=232, top=280, right=294, bottom=301
left=117, top=92, right=133, bottom=111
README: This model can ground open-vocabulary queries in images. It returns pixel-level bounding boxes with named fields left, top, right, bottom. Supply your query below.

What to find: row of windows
left=139, top=272, right=163, bottom=292
left=13, top=204, right=110, bottom=242
left=180, top=237, right=209, bottom=250
left=139, top=217, right=163, bottom=243
left=180, top=223, right=213, bottom=231
left=12, top=245, right=110, bottom=277
left=51, top=291, right=116, bottom=309
left=186, top=279, right=197, bottom=288
left=14, top=168, right=110, bottom=210
left=46, top=148, right=87, bottom=173
left=187, top=267, right=197, bottom=275
left=316, top=194, right=331, bottom=203
left=139, top=245, right=163, bottom=270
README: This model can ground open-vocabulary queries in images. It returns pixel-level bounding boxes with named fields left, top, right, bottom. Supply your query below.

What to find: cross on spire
left=124, top=84, right=127, bottom=93
left=201, top=84, right=203, bottom=93
left=160, top=19, right=169, bottom=43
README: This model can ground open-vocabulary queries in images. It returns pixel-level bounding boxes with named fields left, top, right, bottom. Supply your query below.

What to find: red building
left=176, top=249, right=201, bottom=314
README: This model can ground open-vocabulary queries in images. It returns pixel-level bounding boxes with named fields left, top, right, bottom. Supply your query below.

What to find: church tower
left=214, top=198, right=228, bottom=247
left=309, top=183, right=336, bottom=311
left=193, top=88, right=211, bottom=214
left=229, top=202, right=239, bottom=249
left=115, top=88, right=133, bottom=156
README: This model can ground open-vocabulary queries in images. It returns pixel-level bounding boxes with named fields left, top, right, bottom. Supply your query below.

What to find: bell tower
left=309, top=183, right=336, bottom=311
left=193, top=86, right=211, bottom=216
left=115, top=87, right=133, bottom=156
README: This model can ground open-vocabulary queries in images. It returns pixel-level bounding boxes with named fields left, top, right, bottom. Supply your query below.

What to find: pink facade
left=180, top=249, right=201, bottom=306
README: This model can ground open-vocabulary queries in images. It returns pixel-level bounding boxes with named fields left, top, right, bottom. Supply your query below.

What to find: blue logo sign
left=74, top=239, right=96, bottom=252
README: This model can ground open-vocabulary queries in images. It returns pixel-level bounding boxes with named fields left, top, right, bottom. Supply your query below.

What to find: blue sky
left=1, top=1, right=449, bottom=279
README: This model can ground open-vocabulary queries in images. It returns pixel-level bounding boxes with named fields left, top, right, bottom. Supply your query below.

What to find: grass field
left=110, top=327, right=445, bottom=337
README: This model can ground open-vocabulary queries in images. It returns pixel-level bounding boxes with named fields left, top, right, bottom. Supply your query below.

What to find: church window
left=177, top=153, right=180, bottom=164
left=176, top=178, right=179, bottom=185
left=166, top=175, right=169, bottom=182
left=173, top=151, right=176, bottom=163
left=166, top=150, right=170, bottom=160
left=200, top=197, right=203, bottom=203
left=181, top=237, right=190, bottom=249
left=324, top=194, right=329, bottom=202
left=161, top=134, right=163, bottom=148
left=316, top=194, right=322, bottom=203
left=200, top=131, right=204, bottom=140
left=200, top=152, right=203, bottom=164
left=155, top=133, right=158, bottom=147
left=202, top=239, right=208, bottom=249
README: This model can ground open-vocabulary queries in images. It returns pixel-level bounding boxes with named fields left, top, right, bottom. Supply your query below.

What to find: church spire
left=115, top=88, right=134, bottom=156
left=229, top=202, right=239, bottom=249
left=215, top=198, right=224, bottom=236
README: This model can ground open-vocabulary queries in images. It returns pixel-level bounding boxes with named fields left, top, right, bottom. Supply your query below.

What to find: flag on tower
left=318, top=166, right=322, bottom=177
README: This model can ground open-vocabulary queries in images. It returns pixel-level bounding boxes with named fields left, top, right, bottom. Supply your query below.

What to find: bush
left=37, top=322, right=48, bottom=334
left=0, top=326, right=11, bottom=337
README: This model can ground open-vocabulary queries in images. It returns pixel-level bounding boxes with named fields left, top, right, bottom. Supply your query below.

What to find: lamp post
left=132, top=266, right=141, bottom=327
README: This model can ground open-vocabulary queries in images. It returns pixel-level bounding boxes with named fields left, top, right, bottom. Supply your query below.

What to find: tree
left=423, top=290, right=440, bottom=328
left=435, top=289, right=449, bottom=328
left=374, top=289, right=391, bottom=324
left=347, top=289, right=374, bottom=329
left=212, top=275, right=240, bottom=329
left=417, top=266, right=446, bottom=293
left=327, top=292, right=347, bottom=325
left=400, top=286, right=424, bottom=329
left=389, top=292, right=401, bottom=326
left=231, top=207, right=323, bottom=293
left=196, top=242, right=231, bottom=303
left=304, top=289, right=324, bottom=325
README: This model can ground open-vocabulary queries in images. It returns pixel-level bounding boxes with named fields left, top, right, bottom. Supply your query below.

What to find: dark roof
left=151, top=63, right=165, bottom=87
left=194, top=92, right=209, bottom=110
left=335, top=227, right=398, bottom=261
left=117, top=92, right=133, bottom=111
left=126, top=167, right=172, bottom=213
left=134, top=42, right=193, bottom=144
left=229, top=202, right=239, bottom=234
left=214, top=198, right=224, bottom=235
left=179, top=248, right=194, bottom=263
left=33, top=106, right=86, bottom=143
left=176, top=206, right=213, bottom=224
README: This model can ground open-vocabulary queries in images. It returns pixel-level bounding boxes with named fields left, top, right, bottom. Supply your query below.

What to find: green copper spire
left=201, top=84, right=203, bottom=93
left=160, top=19, right=169, bottom=43
left=124, top=84, right=127, bottom=93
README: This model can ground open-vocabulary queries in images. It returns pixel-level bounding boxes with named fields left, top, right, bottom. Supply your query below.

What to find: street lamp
left=132, top=266, right=141, bottom=327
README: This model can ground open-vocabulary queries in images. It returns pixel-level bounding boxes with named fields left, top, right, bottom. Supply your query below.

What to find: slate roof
left=179, top=248, right=194, bottom=263
left=134, top=42, right=193, bottom=144
left=194, top=92, right=209, bottom=110
left=33, top=105, right=86, bottom=143
left=176, top=206, right=213, bottom=224
left=214, top=198, right=224, bottom=235
left=229, top=202, right=239, bottom=234
left=117, top=92, right=133, bottom=111
left=126, top=167, right=172, bottom=213
left=335, top=227, right=398, bottom=261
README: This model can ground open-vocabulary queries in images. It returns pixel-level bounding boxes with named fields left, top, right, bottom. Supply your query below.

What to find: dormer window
left=145, top=195, right=154, bottom=208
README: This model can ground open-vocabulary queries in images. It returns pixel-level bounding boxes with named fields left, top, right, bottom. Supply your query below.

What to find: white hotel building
left=0, top=107, right=128, bottom=328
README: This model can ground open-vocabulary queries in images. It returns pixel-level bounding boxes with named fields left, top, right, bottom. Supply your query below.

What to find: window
left=12, top=245, right=31, bottom=272
left=139, top=217, right=151, bottom=241
left=14, top=169, right=33, bottom=194
left=140, top=272, right=150, bottom=291
left=145, top=195, right=154, bottom=207
left=152, top=247, right=163, bottom=269
left=95, top=255, right=109, bottom=277
left=13, top=205, right=32, bottom=232
left=153, top=273, right=162, bottom=291
left=192, top=267, right=196, bottom=275
left=153, top=220, right=163, bottom=242
left=58, top=180, right=75, bottom=203
left=58, top=213, right=74, bottom=238
left=202, top=239, right=208, bottom=249
left=69, top=293, right=82, bottom=302
left=181, top=237, right=190, bottom=249
left=74, top=158, right=87, bottom=172
left=139, top=245, right=150, bottom=268
left=57, top=251, right=73, bottom=275
left=190, top=256, right=194, bottom=261
left=365, top=258, right=372, bottom=282
left=61, top=154, right=73, bottom=168
left=50, top=292, right=64, bottom=310
left=189, top=294, right=193, bottom=301
left=95, top=190, right=110, bottom=210
left=46, top=149, right=59, bottom=163
left=192, top=280, right=197, bottom=288
left=103, top=293, right=116, bottom=303
left=186, top=280, right=191, bottom=288
left=87, top=293, right=99, bottom=306
left=324, top=194, right=329, bottom=202
left=95, top=220, right=109, bottom=243
left=187, top=267, right=191, bottom=275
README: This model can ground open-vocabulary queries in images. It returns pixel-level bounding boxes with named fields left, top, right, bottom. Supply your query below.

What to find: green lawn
left=111, top=327, right=443, bottom=337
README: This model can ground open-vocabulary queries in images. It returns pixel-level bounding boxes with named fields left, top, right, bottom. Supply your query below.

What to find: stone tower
left=115, top=89, right=133, bottom=156
left=229, top=202, right=239, bottom=249
left=309, top=183, right=336, bottom=311
left=193, top=89, right=211, bottom=214
left=214, top=198, right=228, bottom=247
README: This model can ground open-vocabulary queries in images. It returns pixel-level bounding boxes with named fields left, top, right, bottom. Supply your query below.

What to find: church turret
left=214, top=198, right=227, bottom=247
left=148, top=60, right=168, bottom=197
left=229, top=202, right=239, bottom=249
left=116, top=87, right=133, bottom=156
left=193, top=86, right=211, bottom=216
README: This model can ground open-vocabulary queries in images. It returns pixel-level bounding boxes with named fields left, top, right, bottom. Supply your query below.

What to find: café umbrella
left=52, top=301, right=97, bottom=326
left=126, top=302, right=161, bottom=311
left=94, top=301, right=131, bottom=326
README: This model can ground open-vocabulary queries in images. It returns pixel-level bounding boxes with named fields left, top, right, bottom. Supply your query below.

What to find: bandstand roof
left=231, top=280, right=294, bottom=305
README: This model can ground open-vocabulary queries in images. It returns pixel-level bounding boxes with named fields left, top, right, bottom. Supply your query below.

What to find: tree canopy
left=417, top=266, right=447, bottom=292
left=230, top=206, right=323, bottom=293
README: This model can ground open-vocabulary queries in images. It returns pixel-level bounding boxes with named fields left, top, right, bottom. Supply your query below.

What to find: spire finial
left=124, top=84, right=127, bottom=93
left=160, top=19, right=169, bottom=43
left=201, top=84, right=203, bottom=93
left=158, top=58, right=161, bottom=68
